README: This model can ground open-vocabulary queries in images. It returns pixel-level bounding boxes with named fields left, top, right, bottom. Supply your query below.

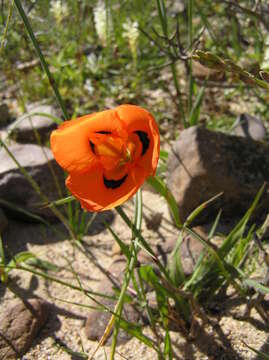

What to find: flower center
left=90, top=134, right=136, bottom=171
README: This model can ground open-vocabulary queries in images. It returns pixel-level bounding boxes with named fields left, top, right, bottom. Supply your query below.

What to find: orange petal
left=66, top=165, right=147, bottom=212
left=50, top=110, right=127, bottom=173
left=116, top=104, right=160, bottom=175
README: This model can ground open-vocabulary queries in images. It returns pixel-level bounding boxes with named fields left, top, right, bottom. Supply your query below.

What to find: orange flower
left=50, top=104, right=160, bottom=211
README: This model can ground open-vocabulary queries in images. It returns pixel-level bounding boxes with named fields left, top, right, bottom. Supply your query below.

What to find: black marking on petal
left=103, top=174, right=128, bottom=189
left=90, top=141, right=95, bottom=154
left=135, top=131, right=150, bottom=156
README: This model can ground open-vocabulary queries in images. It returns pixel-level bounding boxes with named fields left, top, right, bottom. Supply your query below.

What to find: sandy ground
left=1, top=190, right=268, bottom=360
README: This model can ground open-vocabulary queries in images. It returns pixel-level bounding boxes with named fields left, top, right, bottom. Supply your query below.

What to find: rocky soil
left=0, top=101, right=269, bottom=359
left=1, top=190, right=268, bottom=359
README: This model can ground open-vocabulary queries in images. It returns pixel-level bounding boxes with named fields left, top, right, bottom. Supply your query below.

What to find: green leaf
left=7, top=251, right=36, bottom=273
left=119, top=318, right=155, bottom=348
left=184, top=185, right=265, bottom=300
left=26, top=258, right=61, bottom=272
left=46, top=195, right=75, bottom=208
left=164, top=330, right=173, bottom=359
left=54, top=338, right=88, bottom=359
left=160, top=150, right=168, bottom=160
left=147, top=176, right=182, bottom=228
left=0, top=235, right=5, bottom=266
left=208, top=210, right=222, bottom=239
left=184, top=192, right=223, bottom=227
left=106, top=224, right=131, bottom=259
left=189, top=84, right=206, bottom=126
left=167, top=232, right=185, bottom=286
left=243, top=279, right=269, bottom=295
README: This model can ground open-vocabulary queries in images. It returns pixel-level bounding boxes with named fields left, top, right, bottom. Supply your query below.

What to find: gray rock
left=0, top=298, right=49, bottom=359
left=167, top=126, right=269, bottom=223
left=0, top=208, right=8, bottom=233
left=8, top=103, right=59, bottom=144
left=0, top=143, right=65, bottom=221
left=232, top=113, right=267, bottom=141
left=0, top=103, right=11, bottom=128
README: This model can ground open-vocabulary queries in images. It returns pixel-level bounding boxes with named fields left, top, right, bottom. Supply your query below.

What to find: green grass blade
left=14, top=0, right=68, bottom=119
left=208, top=210, right=222, bottom=240
left=4, top=111, right=62, bottom=142
left=119, top=319, right=155, bottom=349
left=0, top=199, right=49, bottom=225
left=187, top=0, right=194, bottom=119
left=110, top=190, right=143, bottom=359
left=26, top=258, right=61, bottom=272
left=0, top=234, right=7, bottom=283
left=0, top=0, right=14, bottom=54
left=7, top=251, right=36, bottom=273
left=156, top=0, right=168, bottom=37
left=184, top=185, right=264, bottom=299
left=106, top=224, right=131, bottom=259
left=167, top=232, right=185, bottom=286
left=189, top=83, right=206, bottom=126
left=184, top=192, right=223, bottom=227
left=164, top=329, right=173, bottom=360
left=147, top=176, right=182, bottom=228
left=0, top=139, right=74, bottom=238
left=243, top=341, right=269, bottom=359
left=0, top=234, right=5, bottom=266
left=218, top=184, right=264, bottom=258
left=45, top=196, right=75, bottom=208
left=243, top=279, right=269, bottom=295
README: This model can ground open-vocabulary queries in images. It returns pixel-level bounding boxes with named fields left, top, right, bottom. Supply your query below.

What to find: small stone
left=232, top=113, right=267, bottom=141
left=8, top=103, right=59, bottom=144
left=0, top=298, right=49, bottom=359
left=0, top=208, right=8, bottom=233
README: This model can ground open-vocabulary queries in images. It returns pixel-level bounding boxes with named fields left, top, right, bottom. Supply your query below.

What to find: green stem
left=13, top=0, right=68, bottom=120
left=110, top=190, right=143, bottom=359
left=116, top=202, right=191, bottom=327
left=0, top=235, right=8, bottom=283
left=0, top=0, right=14, bottom=54
left=1, top=264, right=114, bottom=301
left=187, top=0, right=194, bottom=124
left=170, top=62, right=186, bottom=127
